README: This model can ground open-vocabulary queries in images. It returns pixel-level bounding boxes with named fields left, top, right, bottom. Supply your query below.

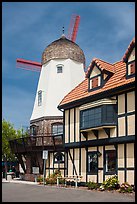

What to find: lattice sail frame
left=16, top=14, right=80, bottom=72
left=68, top=14, right=80, bottom=42
left=16, top=58, right=42, bottom=72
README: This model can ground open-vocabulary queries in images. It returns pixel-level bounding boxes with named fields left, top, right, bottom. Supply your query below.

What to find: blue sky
left=2, top=2, right=135, bottom=130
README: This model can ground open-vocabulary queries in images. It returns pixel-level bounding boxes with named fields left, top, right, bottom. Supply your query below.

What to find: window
left=92, top=77, right=98, bottom=88
left=54, top=152, right=64, bottom=163
left=102, top=105, right=117, bottom=124
left=38, top=90, right=42, bottom=106
left=126, top=60, right=135, bottom=78
left=30, top=125, right=37, bottom=136
left=80, top=105, right=117, bottom=130
left=130, top=61, right=135, bottom=74
left=57, top=66, right=63, bottom=73
left=105, top=150, right=116, bottom=174
left=80, top=106, right=102, bottom=129
left=87, top=152, right=98, bottom=173
left=52, top=123, right=63, bottom=136
left=89, top=74, right=101, bottom=91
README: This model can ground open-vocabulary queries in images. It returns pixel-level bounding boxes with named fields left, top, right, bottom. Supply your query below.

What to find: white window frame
left=38, top=90, right=42, bottom=106
left=56, top=64, right=63, bottom=74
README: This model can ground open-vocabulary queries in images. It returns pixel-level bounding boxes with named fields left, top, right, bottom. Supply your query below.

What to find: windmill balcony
left=9, top=134, right=64, bottom=154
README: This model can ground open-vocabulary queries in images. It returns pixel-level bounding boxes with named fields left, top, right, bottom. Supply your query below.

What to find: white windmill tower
left=16, top=15, right=86, bottom=136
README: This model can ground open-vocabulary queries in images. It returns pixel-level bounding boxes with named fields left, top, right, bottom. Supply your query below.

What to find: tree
left=2, top=119, right=22, bottom=161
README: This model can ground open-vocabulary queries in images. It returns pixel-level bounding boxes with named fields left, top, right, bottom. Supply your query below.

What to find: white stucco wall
left=30, top=58, right=85, bottom=120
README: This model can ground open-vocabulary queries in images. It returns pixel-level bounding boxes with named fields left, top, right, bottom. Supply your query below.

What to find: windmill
left=67, top=14, right=80, bottom=42
left=16, top=14, right=80, bottom=72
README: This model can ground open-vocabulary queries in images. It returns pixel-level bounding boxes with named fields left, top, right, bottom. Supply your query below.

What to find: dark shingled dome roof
left=42, top=35, right=85, bottom=67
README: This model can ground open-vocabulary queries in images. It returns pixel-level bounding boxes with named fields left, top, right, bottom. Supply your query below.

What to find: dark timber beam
left=68, top=149, right=78, bottom=176
left=82, top=132, right=88, bottom=139
left=16, top=154, right=26, bottom=173
left=92, top=130, right=98, bottom=138
left=65, top=135, right=135, bottom=148
left=103, top=128, right=110, bottom=137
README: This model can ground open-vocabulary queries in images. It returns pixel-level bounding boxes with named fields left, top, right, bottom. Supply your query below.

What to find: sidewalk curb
left=2, top=179, right=38, bottom=185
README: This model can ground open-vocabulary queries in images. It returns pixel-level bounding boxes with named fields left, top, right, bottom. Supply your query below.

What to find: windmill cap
left=41, top=36, right=85, bottom=67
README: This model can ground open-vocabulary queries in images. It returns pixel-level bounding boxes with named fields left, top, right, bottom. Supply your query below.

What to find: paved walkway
left=2, top=178, right=38, bottom=185
left=2, top=178, right=135, bottom=202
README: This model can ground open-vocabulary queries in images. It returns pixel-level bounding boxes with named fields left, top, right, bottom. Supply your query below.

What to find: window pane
left=52, top=124, right=63, bottom=135
left=52, top=125, right=57, bottom=135
left=30, top=126, right=36, bottom=136
left=54, top=153, right=64, bottom=163
left=130, top=61, right=135, bottom=74
left=105, top=151, right=116, bottom=173
left=88, top=152, right=98, bottom=173
left=92, top=77, right=98, bottom=88
left=57, top=66, right=63, bottom=73
left=80, top=106, right=102, bottom=129
left=58, top=125, right=63, bottom=134
left=38, top=90, right=42, bottom=106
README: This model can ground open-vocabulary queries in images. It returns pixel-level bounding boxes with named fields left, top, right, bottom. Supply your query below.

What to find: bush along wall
left=37, top=173, right=134, bottom=193
left=37, top=170, right=65, bottom=185
left=118, top=182, right=134, bottom=193
left=99, top=175, right=120, bottom=191
left=86, top=181, right=100, bottom=190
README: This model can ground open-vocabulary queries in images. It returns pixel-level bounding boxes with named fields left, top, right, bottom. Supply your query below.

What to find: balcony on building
left=9, top=133, right=64, bottom=155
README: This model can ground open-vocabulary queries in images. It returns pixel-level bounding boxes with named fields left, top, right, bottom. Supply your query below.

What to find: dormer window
left=130, top=62, right=135, bottom=74
left=89, top=75, right=101, bottom=90
left=92, top=76, right=98, bottom=88
left=123, top=39, right=135, bottom=79
left=88, top=64, right=101, bottom=91
left=126, top=47, right=135, bottom=78
left=128, top=61, right=135, bottom=75
left=87, top=59, right=115, bottom=92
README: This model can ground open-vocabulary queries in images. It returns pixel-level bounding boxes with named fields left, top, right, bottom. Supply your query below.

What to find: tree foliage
left=2, top=119, right=23, bottom=161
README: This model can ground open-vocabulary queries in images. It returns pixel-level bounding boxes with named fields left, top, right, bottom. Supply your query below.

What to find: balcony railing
left=9, top=134, right=64, bottom=154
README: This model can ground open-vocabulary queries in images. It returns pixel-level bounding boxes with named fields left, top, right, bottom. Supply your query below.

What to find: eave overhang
left=58, top=81, right=135, bottom=110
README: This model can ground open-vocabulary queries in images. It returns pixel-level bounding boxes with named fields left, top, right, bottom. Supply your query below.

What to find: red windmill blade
left=16, top=15, right=80, bottom=72
left=68, top=14, right=80, bottom=42
left=16, top=58, right=42, bottom=72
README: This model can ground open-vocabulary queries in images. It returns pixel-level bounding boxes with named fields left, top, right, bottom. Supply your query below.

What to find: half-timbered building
left=57, top=37, right=135, bottom=185
left=10, top=37, right=135, bottom=185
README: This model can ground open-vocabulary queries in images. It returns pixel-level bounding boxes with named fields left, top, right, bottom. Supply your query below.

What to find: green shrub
left=99, top=175, right=120, bottom=191
left=46, top=177, right=56, bottom=185
left=58, top=178, right=65, bottom=184
left=86, top=181, right=99, bottom=190
left=118, top=182, right=133, bottom=193
left=37, top=176, right=43, bottom=182
left=37, top=170, right=62, bottom=185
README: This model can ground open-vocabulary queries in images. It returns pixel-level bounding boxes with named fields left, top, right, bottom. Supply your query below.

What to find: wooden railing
left=9, top=134, right=64, bottom=153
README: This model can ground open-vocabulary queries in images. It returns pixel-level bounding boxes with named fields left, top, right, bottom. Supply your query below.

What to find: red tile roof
left=59, top=38, right=135, bottom=108
left=85, top=58, right=115, bottom=78
left=122, top=37, right=135, bottom=62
